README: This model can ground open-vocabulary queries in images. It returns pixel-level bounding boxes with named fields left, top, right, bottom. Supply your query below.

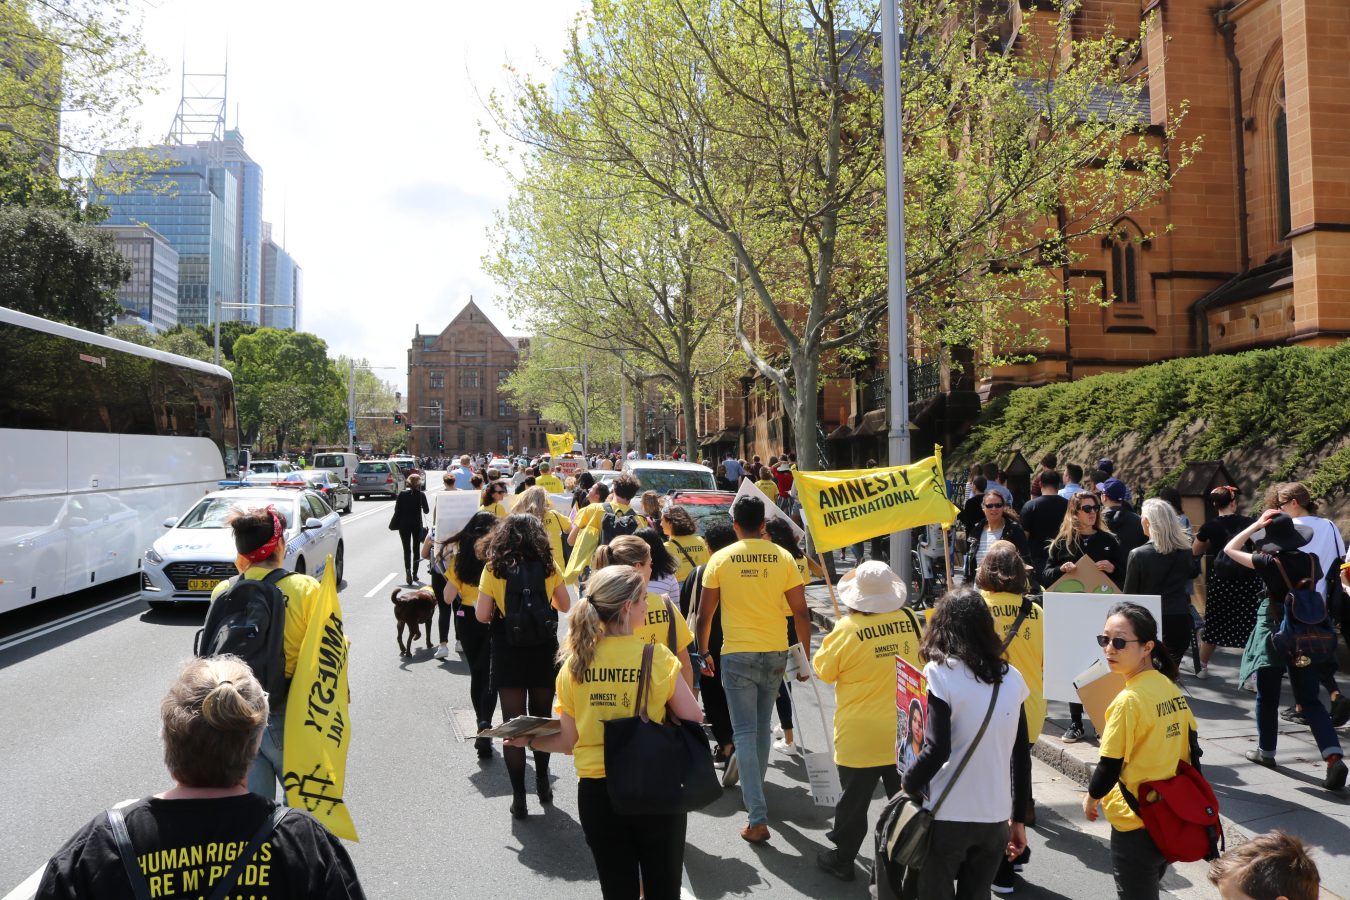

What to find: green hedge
left=959, top=342, right=1350, bottom=499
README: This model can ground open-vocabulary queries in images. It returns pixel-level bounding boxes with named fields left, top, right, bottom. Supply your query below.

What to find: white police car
left=140, top=486, right=344, bottom=610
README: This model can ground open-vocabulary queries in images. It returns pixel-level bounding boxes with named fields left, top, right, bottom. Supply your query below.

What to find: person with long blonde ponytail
left=590, top=535, right=695, bottom=687
left=508, top=566, right=702, bottom=900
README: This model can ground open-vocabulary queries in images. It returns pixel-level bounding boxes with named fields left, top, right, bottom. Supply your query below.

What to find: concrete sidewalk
left=802, top=570, right=1350, bottom=898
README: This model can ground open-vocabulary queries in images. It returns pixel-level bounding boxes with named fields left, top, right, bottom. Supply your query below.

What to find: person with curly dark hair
left=902, top=588, right=1031, bottom=899
left=440, top=512, right=500, bottom=757
left=475, top=514, right=572, bottom=818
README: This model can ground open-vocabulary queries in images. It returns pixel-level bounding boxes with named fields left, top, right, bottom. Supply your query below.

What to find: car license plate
left=187, top=578, right=221, bottom=591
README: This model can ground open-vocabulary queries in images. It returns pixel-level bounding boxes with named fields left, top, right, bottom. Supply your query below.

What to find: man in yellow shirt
left=568, top=473, right=648, bottom=545
left=534, top=461, right=565, bottom=494
left=697, top=495, right=810, bottom=845
left=813, top=562, right=921, bottom=881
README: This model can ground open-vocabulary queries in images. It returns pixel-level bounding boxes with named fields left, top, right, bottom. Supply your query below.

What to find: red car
left=664, top=490, right=737, bottom=535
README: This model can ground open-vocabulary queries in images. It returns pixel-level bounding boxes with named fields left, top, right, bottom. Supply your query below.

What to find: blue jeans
left=721, top=650, right=787, bottom=825
left=1255, top=664, right=1343, bottom=758
left=247, top=713, right=287, bottom=803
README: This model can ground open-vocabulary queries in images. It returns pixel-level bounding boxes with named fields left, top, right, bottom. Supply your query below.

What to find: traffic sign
left=347, top=419, right=356, bottom=435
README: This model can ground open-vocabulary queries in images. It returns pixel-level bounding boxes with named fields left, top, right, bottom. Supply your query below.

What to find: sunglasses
left=1079, top=504, right=1100, bottom=513
left=493, top=488, right=507, bottom=495
left=983, top=503, right=1005, bottom=510
left=1096, top=635, right=1141, bottom=650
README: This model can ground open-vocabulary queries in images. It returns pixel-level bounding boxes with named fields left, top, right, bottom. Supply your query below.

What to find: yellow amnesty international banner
left=795, top=453, right=960, bottom=554
left=547, top=432, right=575, bottom=458
left=283, top=558, right=358, bottom=841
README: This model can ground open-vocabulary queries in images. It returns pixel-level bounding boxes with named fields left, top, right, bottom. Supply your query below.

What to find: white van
left=312, top=451, right=359, bottom=484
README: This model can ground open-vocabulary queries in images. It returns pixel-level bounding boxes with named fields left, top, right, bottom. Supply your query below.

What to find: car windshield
left=177, top=497, right=296, bottom=530
left=356, top=462, right=389, bottom=474
left=677, top=500, right=733, bottom=535
left=314, top=455, right=344, bottom=467
left=630, top=469, right=716, bottom=494
left=303, top=472, right=330, bottom=485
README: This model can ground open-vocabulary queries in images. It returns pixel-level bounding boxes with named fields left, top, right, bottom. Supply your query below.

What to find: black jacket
left=390, top=487, right=429, bottom=531
left=963, top=518, right=1029, bottom=582
left=1104, top=505, right=1147, bottom=560
left=1124, top=544, right=1194, bottom=616
left=1042, top=531, right=1124, bottom=589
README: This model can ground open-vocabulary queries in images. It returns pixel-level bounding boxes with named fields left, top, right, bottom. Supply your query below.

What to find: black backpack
left=194, top=569, right=289, bottom=703
left=601, top=502, right=641, bottom=544
left=503, top=560, right=558, bottom=647
left=1271, top=556, right=1338, bottom=668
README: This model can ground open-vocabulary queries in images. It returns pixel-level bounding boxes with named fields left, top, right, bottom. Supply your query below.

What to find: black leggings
left=460, top=611, right=496, bottom=728
left=776, top=681, right=793, bottom=731
left=398, top=527, right=420, bottom=576
left=578, top=777, right=687, bottom=900
left=499, top=685, right=554, bottom=799
left=430, top=570, right=452, bottom=644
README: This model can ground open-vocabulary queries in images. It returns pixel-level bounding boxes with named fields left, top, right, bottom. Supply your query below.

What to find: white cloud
left=129, top=0, right=588, bottom=395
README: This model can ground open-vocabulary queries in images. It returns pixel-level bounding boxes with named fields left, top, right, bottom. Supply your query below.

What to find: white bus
left=0, top=306, right=242, bottom=613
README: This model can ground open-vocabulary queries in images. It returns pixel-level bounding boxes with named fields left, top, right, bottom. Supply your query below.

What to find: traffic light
left=404, top=424, right=413, bottom=433
left=393, top=411, right=403, bottom=425
left=436, top=439, right=444, bottom=451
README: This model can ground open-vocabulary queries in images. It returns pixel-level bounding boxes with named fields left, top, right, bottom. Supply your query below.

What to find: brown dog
left=391, top=587, right=437, bottom=656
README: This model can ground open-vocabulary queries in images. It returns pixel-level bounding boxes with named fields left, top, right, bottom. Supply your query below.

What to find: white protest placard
left=800, top=676, right=842, bottom=807
left=547, top=493, right=572, bottom=517
left=1042, top=592, right=1162, bottom=703
left=734, top=478, right=805, bottom=542
left=434, top=491, right=481, bottom=542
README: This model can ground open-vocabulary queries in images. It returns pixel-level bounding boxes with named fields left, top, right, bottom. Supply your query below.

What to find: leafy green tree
left=231, top=329, right=345, bottom=455
left=0, top=205, right=128, bottom=331
left=334, top=355, right=403, bottom=453
left=492, top=0, right=1192, bottom=469
left=155, top=328, right=212, bottom=362
left=502, top=332, right=621, bottom=446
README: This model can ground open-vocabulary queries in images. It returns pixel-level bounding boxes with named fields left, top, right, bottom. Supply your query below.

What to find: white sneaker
left=1195, top=665, right=1209, bottom=680
left=771, top=725, right=784, bottom=739
left=774, top=739, right=799, bottom=757
left=1242, top=677, right=1257, bottom=693
left=432, top=644, right=450, bottom=660
left=454, top=640, right=464, bottom=653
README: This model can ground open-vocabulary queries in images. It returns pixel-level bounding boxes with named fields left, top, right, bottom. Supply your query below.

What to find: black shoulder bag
left=603, top=642, right=721, bottom=815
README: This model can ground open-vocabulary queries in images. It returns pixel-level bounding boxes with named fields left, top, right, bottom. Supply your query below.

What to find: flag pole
left=940, top=523, right=953, bottom=589
left=816, top=551, right=844, bottom=621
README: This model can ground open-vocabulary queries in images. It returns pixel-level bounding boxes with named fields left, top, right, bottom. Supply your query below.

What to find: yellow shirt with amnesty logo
left=211, top=567, right=322, bottom=679
left=556, top=635, right=681, bottom=778
left=480, top=501, right=508, bottom=519
left=445, top=566, right=480, bottom=608
left=981, top=590, right=1047, bottom=742
left=665, top=535, right=710, bottom=582
left=632, top=591, right=695, bottom=653
left=575, top=500, right=648, bottom=534
left=535, top=473, right=565, bottom=494
left=813, top=607, right=924, bottom=767
left=478, top=565, right=567, bottom=617
left=1098, top=668, right=1198, bottom=832
left=701, top=539, right=804, bottom=654
left=756, top=479, right=780, bottom=502
left=538, top=509, right=571, bottom=573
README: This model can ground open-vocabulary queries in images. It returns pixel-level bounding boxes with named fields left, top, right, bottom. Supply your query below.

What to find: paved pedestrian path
left=803, top=568, right=1350, bottom=898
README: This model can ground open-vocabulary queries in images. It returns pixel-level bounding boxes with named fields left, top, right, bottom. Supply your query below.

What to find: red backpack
left=1121, top=759, right=1223, bottom=863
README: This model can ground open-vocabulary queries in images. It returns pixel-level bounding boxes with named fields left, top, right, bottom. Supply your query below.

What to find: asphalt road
left=0, top=479, right=1221, bottom=898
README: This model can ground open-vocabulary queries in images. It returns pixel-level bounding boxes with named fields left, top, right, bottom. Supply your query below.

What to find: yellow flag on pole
left=794, top=452, right=959, bottom=554
left=547, top=432, right=575, bottom=458
left=282, top=557, right=358, bottom=841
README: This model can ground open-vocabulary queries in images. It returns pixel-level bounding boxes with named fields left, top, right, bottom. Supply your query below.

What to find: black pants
left=1161, top=613, right=1193, bottom=667
left=908, top=819, right=1008, bottom=900
left=1110, top=826, right=1168, bottom=899
left=1069, top=702, right=1084, bottom=728
left=398, top=527, right=420, bottom=577
left=700, top=652, right=733, bottom=749
left=828, top=764, right=903, bottom=862
left=459, top=610, right=496, bottom=728
left=577, top=778, right=687, bottom=900
left=430, top=569, right=452, bottom=644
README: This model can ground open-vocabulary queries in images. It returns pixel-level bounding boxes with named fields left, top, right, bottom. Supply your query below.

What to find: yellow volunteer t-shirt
left=556, top=635, right=681, bottom=778
left=756, top=479, right=780, bottom=502
left=535, top=473, right=565, bottom=494
left=701, top=539, right=804, bottom=654
left=575, top=500, right=648, bottom=534
left=480, top=501, right=508, bottom=519
left=981, top=590, right=1047, bottom=742
left=813, top=607, right=924, bottom=767
left=478, top=564, right=567, bottom=617
left=665, top=535, right=710, bottom=582
left=539, top=509, right=571, bottom=573
left=445, top=566, right=480, bottom=608
left=1098, top=668, right=1198, bottom=832
left=632, top=591, right=696, bottom=653
left=210, top=567, right=322, bottom=679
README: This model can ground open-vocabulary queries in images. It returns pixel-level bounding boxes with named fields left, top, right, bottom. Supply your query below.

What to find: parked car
left=388, top=456, right=419, bottom=482
left=141, top=486, right=344, bottom=609
left=487, top=457, right=513, bottom=476
left=245, top=459, right=295, bottom=477
left=302, top=470, right=354, bottom=514
left=312, top=451, right=359, bottom=484
left=665, top=490, right=737, bottom=535
left=622, top=459, right=717, bottom=494
left=352, top=459, right=401, bottom=499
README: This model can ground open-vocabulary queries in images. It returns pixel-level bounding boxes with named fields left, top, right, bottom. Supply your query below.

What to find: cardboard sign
left=434, top=491, right=481, bottom=542
left=1045, top=554, right=1122, bottom=595
left=1073, top=658, right=1127, bottom=729
left=553, top=457, right=586, bottom=479
left=896, top=657, right=928, bottom=784
left=1042, top=592, right=1162, bottom=703
left=734, top=477, right=805, bottom=542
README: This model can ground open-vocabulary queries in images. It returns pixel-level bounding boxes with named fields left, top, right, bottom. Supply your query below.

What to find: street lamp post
left=881, top=0, right=914, bottom=587
left=212, top=297, right=300, bottom=366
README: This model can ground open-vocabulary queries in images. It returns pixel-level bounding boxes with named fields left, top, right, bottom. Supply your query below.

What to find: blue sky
left=128, top=0, right=588, bottom=394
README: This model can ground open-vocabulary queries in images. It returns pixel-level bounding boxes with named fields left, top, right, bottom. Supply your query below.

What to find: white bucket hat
left=837, top=561, right=907, bottom=614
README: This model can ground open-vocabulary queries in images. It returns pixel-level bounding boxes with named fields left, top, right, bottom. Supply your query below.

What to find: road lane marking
left=364, top=573, right=397, bottom=598
left=0, top=591, right=142, bottom=653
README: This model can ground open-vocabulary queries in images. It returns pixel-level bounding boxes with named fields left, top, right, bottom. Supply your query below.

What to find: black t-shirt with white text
left=36, top=794, right=364, bottom=900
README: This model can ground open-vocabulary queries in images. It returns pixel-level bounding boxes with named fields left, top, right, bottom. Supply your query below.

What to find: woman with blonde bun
left=36, top=656, right=364, bottom=899
left=591, top=535, right=696, bottom=687
left=508, top=566, right=701, bottom=900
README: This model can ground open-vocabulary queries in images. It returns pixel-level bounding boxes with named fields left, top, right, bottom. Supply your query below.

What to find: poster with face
left=896, top=656, right=928, bottom=798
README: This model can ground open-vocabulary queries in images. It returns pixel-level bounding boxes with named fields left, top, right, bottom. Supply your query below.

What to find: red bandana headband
left=242, top=507, right=284, bottom=563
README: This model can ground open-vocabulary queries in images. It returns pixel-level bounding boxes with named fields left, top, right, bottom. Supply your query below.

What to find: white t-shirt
left=975, top=526, right=1005, bottom=571
left=1295, top=515, right=1347, bottom=597
left=922, top=658, right=1029, bottom=823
